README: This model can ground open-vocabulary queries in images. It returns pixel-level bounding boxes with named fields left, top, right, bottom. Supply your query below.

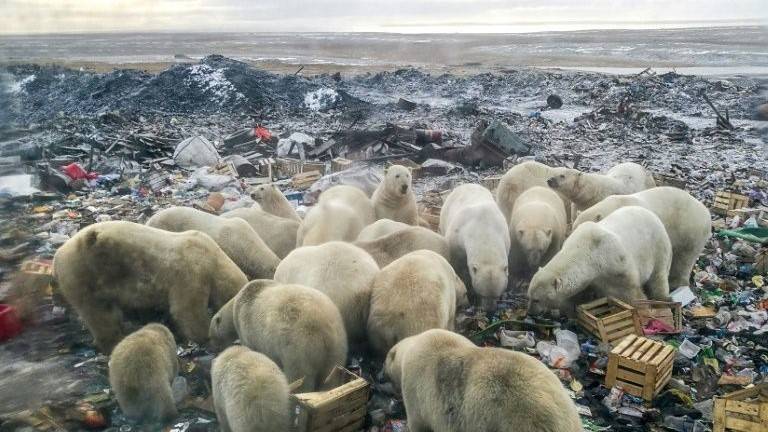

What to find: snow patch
left=10, top=75, right=36, bottom=94
left=304, top=87, right=339, bottom=111
left=184, top=64, right=244, bottom=105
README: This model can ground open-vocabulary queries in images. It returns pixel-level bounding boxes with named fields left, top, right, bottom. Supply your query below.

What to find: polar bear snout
left=546, top=177, right=558, bottom=188
left=400, top=184, right=408, bottom=194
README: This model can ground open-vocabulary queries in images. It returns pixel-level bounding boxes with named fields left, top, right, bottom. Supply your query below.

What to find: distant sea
left=1, top=26, right=767, bottom=75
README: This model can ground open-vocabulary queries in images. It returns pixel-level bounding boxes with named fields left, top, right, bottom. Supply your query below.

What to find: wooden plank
left=616, top=356, right=647, bottom=373
left=580, top=297, right=609, bottom=310
left=655, top=365, right=673, bottom=392
left=605, top=353, right=619, bottom=388
left=643, top=365, right=658, bottom=401
left=714, top=399, right=727, bottom=432
left=611, top=297, right=636, bottom=311
left=631, top=339, right=656, bottom=361
left=638, top=342, right=664, bottom=363
left=725, top=400, right=761, bottom=417
left=616, top=368, right=646, bottom=385
left=607, top=326, right=638, bottom=343
left=604, top=318, right=636, bottom=333
left=649, top=346, right=676, bottom=366
left=723, top=417, right=763, bottom=432
left=621, top=336, right=647, bottom=357
left=611, top=335, right=637, bottom=354
left=588, top=304, right=617, bottom=317
left=314, top=405, right=366, bottom=432
left=602, top=310, right=633, bottom=324
left=616, top=381, right=644, bottom=397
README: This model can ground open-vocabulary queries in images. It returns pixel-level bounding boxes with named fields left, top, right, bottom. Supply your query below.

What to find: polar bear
left=384, top=329, right=582, bottom=432
left=249, top=184, right=301, bottom=222
left=528, top=206, right=671, bottom=316
left=371, top=165, right=419, bottom=225
left=368, top=250, right=468, bottom=356
left=273, top=242, right=379, bottom=344
left=356, top=219, right=410, bottom=241
left=439, top=184, right=510, bottom=310
left=297, top=185, right=375, bottom=246
left=508, top=186, right=567, bottom=279
left=546, top=162, right=656, bottom=210
left=220, top=207, right=300, bottom=258
left=208, top=280, right=347, bottom=392
left=573, top=186, right=711, bottom=288
left=109, top=323, right=179, bottom=423
left=212, top=346, right=290, bottom=432
left=496, top=160, right=572, bottom=222
left=147, top=206, right=279, bottom=280
left=354, top=226, right=450, bottom=268
left=53, top=221, right=248, bottom=353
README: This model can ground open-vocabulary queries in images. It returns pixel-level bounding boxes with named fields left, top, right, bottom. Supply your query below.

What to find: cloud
left=0, top=0, right=766, bottom=34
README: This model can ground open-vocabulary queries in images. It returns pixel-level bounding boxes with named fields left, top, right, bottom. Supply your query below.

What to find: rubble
left=0, top=56, right=767, bottom=431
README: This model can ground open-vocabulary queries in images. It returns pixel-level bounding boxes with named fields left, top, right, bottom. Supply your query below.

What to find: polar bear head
left=469, top=259, right=508, bottom=311
left=383, top=165, right=412, bottom=197
left=526, top=267, right=562, bottom=316
left=546, top=167, right=582, bottom=192
left=516, top=225, right=553, bottom=268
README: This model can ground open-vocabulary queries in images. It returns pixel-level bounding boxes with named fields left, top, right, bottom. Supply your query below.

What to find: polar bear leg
left=78, top=300, right=125, bottom=352
left=169, top=288, right=210, bottom=345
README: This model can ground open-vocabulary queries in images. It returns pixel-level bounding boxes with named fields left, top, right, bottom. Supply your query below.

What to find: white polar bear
left=354, top=225, right=450, bottom=268
left=249, top=184, right=301, bottom=222
left=439, top=183, right=510, bottom=310
left=573, top=186, right=711, bottom=288
left=528, top=206, right=671, bottom=316
left=496, top=160, right=573, bottom=222
left=547, top=162, right=656, bottom=210
left=384, top=329, right=583, bottom=432
left=371, top=165, right=419, bottom=225
left=220, top=207, right=300, bottom=258
left=356, top=219, right=411, bottom=241
left=508, top=186, right=567, bottom=279
left=367, top=250, right=468, bottom=356
left=297, top=185, right=375, bottom=246
left=273, top=242, right=379, bottom=344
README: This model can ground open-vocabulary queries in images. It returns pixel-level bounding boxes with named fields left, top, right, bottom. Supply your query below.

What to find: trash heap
left=1, top=56, right=767, bottom=431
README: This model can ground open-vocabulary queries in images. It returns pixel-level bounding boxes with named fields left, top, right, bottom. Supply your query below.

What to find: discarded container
left=577, top=297, right=642, bottom=345
left=554, top=329, right=581, bottom=363
left=0, top=304, right=23, bottom=342
left=414, top=129, right=443, bottom=145
left=669, top=286, right=697, bottom=306
left=547, top=94, right=563, bottom=109
left=633, top=300, right=682, bottom=334
left=481, top=120, right=530, bottom=156
left=605, top=335, right=675, bottom=401
left=712, top=191, right=749, bottom=216
left=713, top=383, right=768, bottom=432
left=678, top=339, right=702, bottom=359
left=396, top=98, right=418, bottom=111
left=290, top=366, right=369, bottom=432
left=173, top=136, right=220, bottom=168
left=499, top=330, right=535, bottom=349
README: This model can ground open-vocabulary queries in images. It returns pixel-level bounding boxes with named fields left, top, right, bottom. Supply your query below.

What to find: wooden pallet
left=605, top=335, right=676, bottom=401
left=632, top=300, right=682, bottom=334
left=712, top=191, right=749, bottom=216
left=713, top=383, right=768, bottom=432
left=291, top=367, right=370, bottom=432
left=277, top=158, right=326, bottom=178
left=577, top=297, right=642, bottom=345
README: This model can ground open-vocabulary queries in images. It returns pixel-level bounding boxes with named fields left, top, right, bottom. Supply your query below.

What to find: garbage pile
left=0, top=56, right=767, bottom=431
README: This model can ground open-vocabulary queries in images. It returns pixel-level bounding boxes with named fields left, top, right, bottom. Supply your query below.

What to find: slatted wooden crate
left=277, top=158, right=326, bottom=178
left=653, top=172, right=686, bottom=189
left=632, top=300, right=682, bottom=334
left=291, top=367, right=370, bottom=432
left=712, top=191, right=749, bottom=216
left=331, top=158, right=354, bottom=173
left=713, top=383, right=768, bottom=432
left=605, top=335, right=676, bottom=401
left=292, top=171, right=322, bottom=190
left=577, top=297, right=642, bottom=345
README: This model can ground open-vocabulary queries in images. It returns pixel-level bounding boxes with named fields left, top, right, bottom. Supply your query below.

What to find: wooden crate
left=577, top=297, right=642, bottom=345
left=482, top=175, right=503, bottom=192
left=632, top=300, right=682, bottom=334
left=291, top=367, right=370, bottom=432
left=292, top=171, right=322, bottom=190
left=331, top=158, right=354, bottom=173
left=605, top=335, right=676, bottom=401
left=388, top=158, right=422, bottom=179
left=277, top=158, right=326, bottom=178
left=713, top=191, right=749, bottom=216
left=713, top=383, right=768, bottom=432
left=653, top=173, right=686, bottom=189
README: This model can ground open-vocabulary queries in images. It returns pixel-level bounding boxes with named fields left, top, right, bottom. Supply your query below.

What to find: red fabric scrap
left=62, top=163, right=99, bottom=181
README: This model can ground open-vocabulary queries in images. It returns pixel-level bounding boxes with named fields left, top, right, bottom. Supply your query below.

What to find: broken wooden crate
left=632, top=300, right=682, bottom=334
left=713, top=383, right=768, bottom=432
left=331, top=157, right=354, bottom=173
left=712, top=191, right=749, bottom=216
left=605, top=335, right=676, bottom=401
left=291, top=367, right=370, bottom=432
left=652, top=172, right=686, bottom=189
left=292, top=171, right=322, bottom=190
left=577, top=297, right=642, bottom=345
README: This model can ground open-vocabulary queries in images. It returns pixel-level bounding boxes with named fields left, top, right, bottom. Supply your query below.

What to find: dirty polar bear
left=249, top=183, right=301, bottom=222
left=384, top=329, right=582, bottom=432
left=495, top=160, right=572, bottom=222
left=439, top=183, right=509, bottom=309
left=508, top=186, right=567, bottom=278
left=371, top=164, right=419, bottom=225
left=208, top=280, right=347, bottom=392
left=274, top=242, right=379, bottom=344
left=212, top=346, right=290, bottom=432
left=298, top=185, right=375, bottom=245
left=146, top=206, right=279, bottom=280
left=573, top=186, right=712, bottom=288
left=354, top=225, right=450, bottom=268
left=220, top=207, right=300, bottom=258
left=367, top=250, right=469, bottom=356
left=109, top=323, right=179, bottom=422
left=53, top=221, right=247, bottom=353
left=528, top=206, right=672, bottom=315
left=546, top=162, right=656, bottom=210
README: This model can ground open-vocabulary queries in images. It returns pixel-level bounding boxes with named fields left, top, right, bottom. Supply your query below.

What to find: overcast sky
left=1, top=0, right=766, bottom=34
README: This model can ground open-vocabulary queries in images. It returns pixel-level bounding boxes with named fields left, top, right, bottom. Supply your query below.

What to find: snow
left=304, top=87, right=339, bottom=111
left=184, top=64, right=245, bottom=105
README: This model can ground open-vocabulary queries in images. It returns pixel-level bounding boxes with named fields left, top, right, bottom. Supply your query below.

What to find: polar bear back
left=606, top=162, right=657, bottom=193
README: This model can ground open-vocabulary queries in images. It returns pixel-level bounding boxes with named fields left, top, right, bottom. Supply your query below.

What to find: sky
left=1, top=0, right=766, bottom=34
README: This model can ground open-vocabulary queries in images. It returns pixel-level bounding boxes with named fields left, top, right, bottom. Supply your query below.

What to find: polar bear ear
left=384, top=166, right=389, bottom=175
left=554, top=277, right=562, bottom=291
